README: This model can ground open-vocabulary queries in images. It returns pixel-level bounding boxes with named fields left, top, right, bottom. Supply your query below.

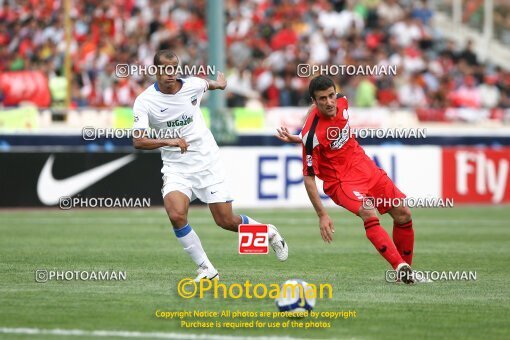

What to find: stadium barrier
left=1, top=146, right=508, bottom=207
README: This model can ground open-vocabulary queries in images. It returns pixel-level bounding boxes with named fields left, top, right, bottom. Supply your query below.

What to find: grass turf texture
left=0, top=206, right=509, bottom=339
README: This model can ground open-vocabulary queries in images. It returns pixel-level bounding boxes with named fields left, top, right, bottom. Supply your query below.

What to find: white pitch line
left=0, top=327, right=310, bottom=340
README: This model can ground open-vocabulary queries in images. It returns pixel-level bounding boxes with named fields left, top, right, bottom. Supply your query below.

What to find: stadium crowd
left=1, top=0, right=509, bottom=109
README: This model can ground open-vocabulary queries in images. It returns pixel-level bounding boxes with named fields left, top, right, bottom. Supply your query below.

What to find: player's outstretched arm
left=206, top=71, right=227, bottom=90
left=275, top=127, right=302, bottom=144
left=133, top=134, right=189, bottom=153
left=275, top=104, right=316, bottom=143
left=303, top=175, right=335, bottom=243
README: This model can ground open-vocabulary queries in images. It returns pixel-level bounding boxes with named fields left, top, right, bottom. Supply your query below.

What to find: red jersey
left=300, top=94, right=375, bottom=189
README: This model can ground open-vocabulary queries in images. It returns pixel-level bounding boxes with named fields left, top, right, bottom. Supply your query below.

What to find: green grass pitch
left=1, top=206, right=509, bottom=339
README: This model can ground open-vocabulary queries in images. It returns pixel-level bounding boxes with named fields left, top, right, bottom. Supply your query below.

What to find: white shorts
left=161, top=162, right=233, bottom=204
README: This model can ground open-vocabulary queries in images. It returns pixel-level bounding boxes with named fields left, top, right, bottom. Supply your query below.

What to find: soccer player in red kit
left=277, top=75, right=416, bottom=284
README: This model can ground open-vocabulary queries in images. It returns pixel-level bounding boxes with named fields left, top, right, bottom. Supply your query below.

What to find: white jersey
left=132, top=77, right=219, bottom=174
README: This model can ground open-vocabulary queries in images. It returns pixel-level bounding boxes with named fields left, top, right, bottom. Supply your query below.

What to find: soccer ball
left=275, top=279, right=316, bottom=313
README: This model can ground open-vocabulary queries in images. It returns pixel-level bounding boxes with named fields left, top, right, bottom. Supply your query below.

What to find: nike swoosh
left=161, top=108, right=169, bottom=112
left=37, top=154, right=136, bottom=205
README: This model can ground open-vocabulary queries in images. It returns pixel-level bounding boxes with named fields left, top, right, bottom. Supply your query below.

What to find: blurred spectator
left=478, top=75, right=500, bottom=109
left=401, top=43, right=426, bottom=74
left=279, top=74, right=301, bottom=107
left=458, top=39, right=478, bottom=66
left=390, top=15, right=422, bottom=47
left=270, top=22, right=298, bottom=51
left=355, top=77, right=377, bottom=107
left=377, top=77, right=399, bottom=107
left=430, top=77, right=453, bottom=108
left=377, top=0, right=405, bottom=26
left=451, top=75, right=481, bottom=108
left=308, top=29, right=329, bottom=64
left=226, top=67, right=259, bottom=107
left=263, top=73, right=280, bottom=108
left=48, top=68, right=67, bottom=106
left=318, top=1, right=364, bottom=37
left=398, top=74, right=427, bottom=107
left=411, top=0, right=433, bottom=26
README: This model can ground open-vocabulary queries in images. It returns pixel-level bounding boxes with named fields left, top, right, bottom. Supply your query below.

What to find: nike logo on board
left=37, top=154, right=136, bottom=205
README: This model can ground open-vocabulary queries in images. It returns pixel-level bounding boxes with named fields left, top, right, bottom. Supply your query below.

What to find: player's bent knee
left=358, top=207, right=378, bottom=221
left=168, top=211, right=188, bottom=228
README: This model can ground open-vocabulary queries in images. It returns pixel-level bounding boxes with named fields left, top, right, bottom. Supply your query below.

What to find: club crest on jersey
left=306, top=155, right=313, bottom=167
left=191, top=94, right=197, bottom=106
left=330, top=122, right=350, bottom=150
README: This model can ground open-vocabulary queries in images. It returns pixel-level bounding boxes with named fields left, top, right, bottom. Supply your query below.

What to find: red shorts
left=324, top=164, right=406, bottom=215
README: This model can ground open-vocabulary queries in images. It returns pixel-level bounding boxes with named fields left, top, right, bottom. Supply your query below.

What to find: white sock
left=240, top=214, right=276, bottom=238
left=174, top=224, right=214, bottom=270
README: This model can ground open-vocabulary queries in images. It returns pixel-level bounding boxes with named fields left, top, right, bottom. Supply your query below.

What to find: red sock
left=393, top=220, right=414, bottom=265
left=364, top=217, right=404, bottom=269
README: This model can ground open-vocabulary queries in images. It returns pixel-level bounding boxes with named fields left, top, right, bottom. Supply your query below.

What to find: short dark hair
left=153, top=50, right=178, bottom=66
left=309, top=75, right=335, bottom=99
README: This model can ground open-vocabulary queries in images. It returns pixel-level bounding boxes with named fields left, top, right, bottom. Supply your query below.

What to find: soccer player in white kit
left=132, top=50, right=288, bottom=281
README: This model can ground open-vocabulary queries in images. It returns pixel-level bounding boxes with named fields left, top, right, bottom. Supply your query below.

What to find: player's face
left=156, top=56, right=179, bottom=88
left=312, top=87, right=337, bottom=117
